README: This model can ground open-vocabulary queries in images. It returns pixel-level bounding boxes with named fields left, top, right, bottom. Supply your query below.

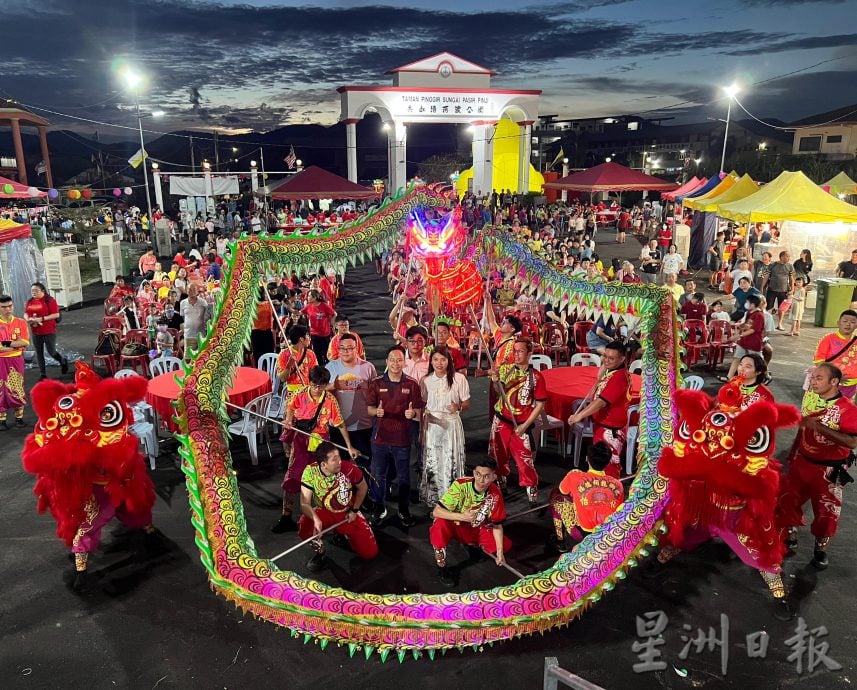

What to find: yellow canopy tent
left=682, top=172, right=738, bottom=209
left=685, top=174, right=759, bottom=213
left=717, top=170, right=857, bottom=224
left=455, top=118, right=544, bottom=197
left=823, top=171, right=857, bottom=196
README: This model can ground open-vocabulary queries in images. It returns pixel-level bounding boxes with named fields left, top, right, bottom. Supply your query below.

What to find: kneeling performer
left=299, top=442, right=378, bottom=572
left=549, top=441, right=625, bottom=552
left=429, top=459, right=510, bottom=586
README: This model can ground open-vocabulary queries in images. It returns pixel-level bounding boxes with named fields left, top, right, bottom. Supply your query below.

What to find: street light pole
left=134, top=93, right=154, bottom=223
left=720, top=84, right=739, bottom=174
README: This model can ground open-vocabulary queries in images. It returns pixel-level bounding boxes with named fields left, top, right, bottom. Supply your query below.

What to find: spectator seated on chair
left=585, top=315, right=626, bottom=355
left=680, top=292, right=708, bottom=322
left=708, top=300, right=730, bottom=323
left=548, top=441, right=626, bottom=552
left=150, top=318, right=174, bottom=359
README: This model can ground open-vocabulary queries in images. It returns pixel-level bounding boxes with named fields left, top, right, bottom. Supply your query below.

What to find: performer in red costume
left=548, top=441, right=625, bottom=553
left=777, top=362, right=857, bottom=570
left=21, top=362, right=156, bottom=590
left=654, top=384, right=799, bottom=617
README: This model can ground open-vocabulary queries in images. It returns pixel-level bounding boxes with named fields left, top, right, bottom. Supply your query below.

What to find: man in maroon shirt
left=721, top=294, right=765, bottom=382
left=366, top=345, right=425, bottom=526
left=679, top=292, right=708, bottom=322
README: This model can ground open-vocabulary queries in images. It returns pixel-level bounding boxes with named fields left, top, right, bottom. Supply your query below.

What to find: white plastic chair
left=257, top=352, right=284, bottom=421
left=682, top=375, right=704, bottom=391
left=115, top=368, right=159, bottom=435
left=624, top=404, right=640, bottom=475
left=149, top=356, right=183, bottom=378
left=628, top=360, right=643, bottom=376
left=529, top=353, right=553, bottom=371
left=227, top=392, right=273, bottom=466
left=568, top=398, right=595, bottom=467
left=131, top=420, right=159, bottom=470
left=571, top=352, right=602, bottom=367
left=534, top=410, right=566, bottom=458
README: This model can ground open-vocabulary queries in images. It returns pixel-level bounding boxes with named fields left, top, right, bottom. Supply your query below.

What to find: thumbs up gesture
left=375, top=399, right=384, bottom=418
left=404, top=401, right=416, bottom=420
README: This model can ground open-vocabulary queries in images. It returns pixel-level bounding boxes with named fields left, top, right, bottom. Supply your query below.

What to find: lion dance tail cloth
left=658, top=387, right=799, bottom=598
left=21, top=362, right=155, bottom=580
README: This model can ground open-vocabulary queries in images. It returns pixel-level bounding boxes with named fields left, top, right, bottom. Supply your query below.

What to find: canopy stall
left=663, top=176, right=705, bottom=202
left=0, top=174, right=47, bottom=199
left=823, top=171, right=857, bottom=197
left=676, top=173, right=725, bottom=203
left=682, top=174, right=738, bottom=209
left=269, top=166, right=380, bottom=200
left=0, top=218, right=46, bottom=309
left=718, top=170, right=857, bottom=224
left=685, top=175, right=759, bottom=268
left=542, top=161, right=677, bottom=192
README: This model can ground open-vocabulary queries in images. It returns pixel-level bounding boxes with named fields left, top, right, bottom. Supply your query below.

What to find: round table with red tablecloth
left=541, top=366, right=642, bottom=423
left=146, top=366, right=271, bottom=432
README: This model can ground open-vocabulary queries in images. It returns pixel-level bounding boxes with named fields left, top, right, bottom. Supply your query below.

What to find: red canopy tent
left=0, top=174, right=47, bottom=199
left=543, top=161, right=678, bottom=193
left=269, top=166, right=379, bottom=200
left=663, top=176, right=706, bottom=202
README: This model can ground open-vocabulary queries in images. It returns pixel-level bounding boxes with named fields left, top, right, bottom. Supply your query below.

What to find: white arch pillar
left=471, top=121, right=496, bottom=197
left=344, top=118, right=359, bottom=183
left=387, top=121, right=407, bottom=194
left=517, top=120, right=533, bottom=194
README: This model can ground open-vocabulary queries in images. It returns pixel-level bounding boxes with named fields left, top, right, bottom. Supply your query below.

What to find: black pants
left=250, top=329, right=275, bottom=365
left=31, top=333, right=65, bottom=375
left=310, top=334, right=330, bottom=366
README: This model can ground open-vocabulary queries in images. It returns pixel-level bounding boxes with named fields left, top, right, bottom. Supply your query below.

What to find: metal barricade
left=543, top=657, right=605, bottom=690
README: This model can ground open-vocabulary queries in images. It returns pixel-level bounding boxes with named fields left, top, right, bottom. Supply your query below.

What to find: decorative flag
left=35, top=160, right=47, bottom=176
left=284, top=146, right=296, bottom=170
left=550, top=147, right=565, bottom=169
left=128, top=147, right=147, bottom=168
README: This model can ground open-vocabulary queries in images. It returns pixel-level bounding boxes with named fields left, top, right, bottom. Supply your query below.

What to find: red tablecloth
left=146, top=366, right=271, bottom=431
left=542, top=367, right=642, bottom=422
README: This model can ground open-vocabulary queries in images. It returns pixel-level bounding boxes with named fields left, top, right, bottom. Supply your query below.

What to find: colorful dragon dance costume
left=657, top=383, right=799, bottom=604
left=21, top=362, right=156, bottom=589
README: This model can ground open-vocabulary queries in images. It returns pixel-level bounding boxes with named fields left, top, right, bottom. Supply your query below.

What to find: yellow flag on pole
left=128, top=147, right=147, bottom=168
left=550, top=147, right=565, bottom=169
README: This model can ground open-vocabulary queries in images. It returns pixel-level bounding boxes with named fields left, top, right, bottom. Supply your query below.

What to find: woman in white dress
left=661, top=243, right=685, bottom=278
left=420, top=347, right=471, bottom=505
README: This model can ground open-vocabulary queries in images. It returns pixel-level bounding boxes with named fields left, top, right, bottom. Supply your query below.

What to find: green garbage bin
left=814, top=278, right=857, bottom=328
left=121, top=246, right=131, bottom=275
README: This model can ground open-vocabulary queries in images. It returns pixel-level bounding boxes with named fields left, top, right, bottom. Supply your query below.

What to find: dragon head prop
left=659, top=389, right=800, bottom=571
left=21, top=362, right=155, bottom=545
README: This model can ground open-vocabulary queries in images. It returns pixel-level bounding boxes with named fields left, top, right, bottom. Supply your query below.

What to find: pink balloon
left=113, top=188, right=122, bottom=197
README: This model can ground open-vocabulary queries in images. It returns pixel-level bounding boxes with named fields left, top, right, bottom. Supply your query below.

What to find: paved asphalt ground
left=1, top=234, right=853, bottom=689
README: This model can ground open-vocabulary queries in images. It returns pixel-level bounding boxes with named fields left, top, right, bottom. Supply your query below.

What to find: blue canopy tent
left=676, top=173, right=723, bottom=204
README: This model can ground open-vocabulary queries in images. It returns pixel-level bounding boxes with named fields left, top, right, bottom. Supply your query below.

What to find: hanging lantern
left=113, top=188, right=122, bottom=197
left=27, top=186, right=40, bottom=197
left=47, top=188, right=59, bottom=199
left=67, top=189, right=80, bottom=200
left=124, top=187, right=133, bottom=195
left=81, top=189, right=93, bottom=199
left=440, top=260, right=483, bottom=308
left=1, top=183, right=13, bottom=194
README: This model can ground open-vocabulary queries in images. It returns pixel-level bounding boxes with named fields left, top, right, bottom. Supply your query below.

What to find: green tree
left=416, top=154, right=471, bottom=184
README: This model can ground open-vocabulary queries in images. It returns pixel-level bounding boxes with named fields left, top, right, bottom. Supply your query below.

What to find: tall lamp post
left=720, top=84, right=739, bottom=174
left=121, top=67, right=162, bottom=224
left=561, top=157, right=569, bottom=202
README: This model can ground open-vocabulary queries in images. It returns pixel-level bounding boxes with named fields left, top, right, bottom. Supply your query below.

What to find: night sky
left=1, top=0, right=855, bottom=138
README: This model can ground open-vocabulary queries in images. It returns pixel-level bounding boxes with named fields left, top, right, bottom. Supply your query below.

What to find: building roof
left=789, top=103, right=857, bottom=127
left=0, top=99, right=50, bottom=127
left=386, top=52, right=496, bottom=76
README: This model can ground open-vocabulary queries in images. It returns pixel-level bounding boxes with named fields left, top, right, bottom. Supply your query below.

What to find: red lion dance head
left=659, top=389, right=799, bottom=571
left=21, top=362, right=155, bottom=545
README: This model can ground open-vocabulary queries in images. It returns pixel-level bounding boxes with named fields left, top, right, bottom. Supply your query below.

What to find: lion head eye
left=746, top=426, right=771, bottom=455
left=99, top=402, right=124, bottom=428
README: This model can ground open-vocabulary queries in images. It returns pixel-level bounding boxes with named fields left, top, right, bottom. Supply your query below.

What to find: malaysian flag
left=35, top=160, right=47, bottom=176
left=284, top=145, right=297, bottom=170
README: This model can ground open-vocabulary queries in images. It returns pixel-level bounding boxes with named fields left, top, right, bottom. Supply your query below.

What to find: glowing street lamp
left=720, top=83, right=740, bottom=173
left=120, top=65, right=160, bottom=222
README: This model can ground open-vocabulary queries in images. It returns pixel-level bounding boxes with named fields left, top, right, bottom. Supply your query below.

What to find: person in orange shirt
left=327, top=315, right=365, bottom=361
left=276, top=325, right=317, bottom=395
left=250, top=287, right=275, bottom=365
left=272, top=366, right=359, bottom=533
left=0, top=295, right=29, bottom=428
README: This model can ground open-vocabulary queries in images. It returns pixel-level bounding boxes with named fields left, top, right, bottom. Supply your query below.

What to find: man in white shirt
left=326, top=333, right=377, bottom=468
left=180, top=283, right=211, bottom=352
